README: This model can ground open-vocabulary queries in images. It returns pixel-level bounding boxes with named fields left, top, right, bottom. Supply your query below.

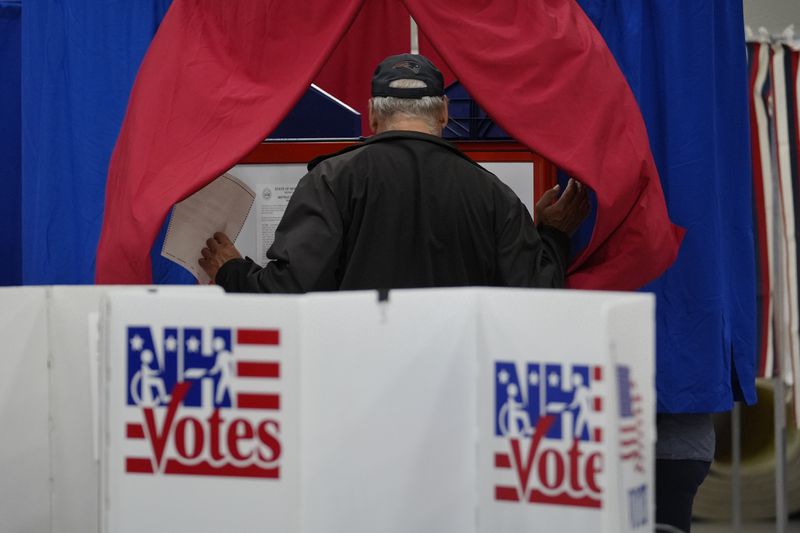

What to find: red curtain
left=314, top=0, right=411, bottom=135
left=96, top=0, right=365, bottom=283
left=97, top=0, right=681, bottom=290
left=403, top=0, right=683, bottom=290
left=418, top=32, right=456, bottom=87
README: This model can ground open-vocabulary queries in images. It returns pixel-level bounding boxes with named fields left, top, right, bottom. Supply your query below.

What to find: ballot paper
left=255, top=183, right=296, bottom=267
left=161, top=173, right=255, bottom=283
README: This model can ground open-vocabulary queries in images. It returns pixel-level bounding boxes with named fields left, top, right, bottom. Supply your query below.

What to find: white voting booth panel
left=298, top=290, right=478, bottom=532
left=47, top=286, right=222, bottom=533
left=230, top=161, right=536, bottom=266
left=101, top=292, right=300, bottom=533
left=0, top=285, right=223, bottom=533
left=476, top=290, right=654, bottom=532
left=101, top=287, right=653, bottom=533
left=0, top=287, right=50, bottom=533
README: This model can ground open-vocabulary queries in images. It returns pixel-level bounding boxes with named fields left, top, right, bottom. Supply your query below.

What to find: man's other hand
left=199, top=232, right=243, bottom=281
left=534, top=179, right=591, bottom=237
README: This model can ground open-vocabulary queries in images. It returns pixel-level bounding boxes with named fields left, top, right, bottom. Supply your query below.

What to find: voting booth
left=154, top=83, right=557, bottom=284
left=223, top=140, right=555, bottom=269
left=0, top=285, right=654, bottom=532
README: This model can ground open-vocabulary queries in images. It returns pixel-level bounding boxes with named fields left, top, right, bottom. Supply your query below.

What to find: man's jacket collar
left=307, top=130, right=475, bottom=171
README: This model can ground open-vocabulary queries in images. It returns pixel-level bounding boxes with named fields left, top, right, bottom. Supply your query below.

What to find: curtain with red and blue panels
left=17, top=1, right=757, bottom=414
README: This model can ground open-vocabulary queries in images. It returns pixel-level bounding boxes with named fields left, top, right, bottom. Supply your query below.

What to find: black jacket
left=216, top=131, right=569, bottom=293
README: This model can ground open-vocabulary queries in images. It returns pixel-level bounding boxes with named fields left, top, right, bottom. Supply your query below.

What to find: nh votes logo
left=492, top=361, right=604, bottom=508
left=124, top=326, right=283, bottom=478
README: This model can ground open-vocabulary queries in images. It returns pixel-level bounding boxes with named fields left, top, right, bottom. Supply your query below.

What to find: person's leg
left=655, top=458, right=711, bottom=532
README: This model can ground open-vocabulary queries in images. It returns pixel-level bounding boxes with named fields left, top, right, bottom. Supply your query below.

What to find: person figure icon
left=131, top=349, right=170, bottom=406
left=208, top=349, right=234, bottom=406
left=567, top=373, right=591, bottom=439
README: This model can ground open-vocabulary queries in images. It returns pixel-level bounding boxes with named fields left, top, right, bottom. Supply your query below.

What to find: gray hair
left=370, top=79, right=447, bottom=134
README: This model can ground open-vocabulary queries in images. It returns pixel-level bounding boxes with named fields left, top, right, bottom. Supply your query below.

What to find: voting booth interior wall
left=0, top=285, right=655, bottom=533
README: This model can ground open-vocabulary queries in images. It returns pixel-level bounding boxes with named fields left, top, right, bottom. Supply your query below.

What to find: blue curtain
left=22, top=1, right=172, bottom=284
left=577, top=0, right=757, bottom=412
left=0, top=2, right=21, bottom=286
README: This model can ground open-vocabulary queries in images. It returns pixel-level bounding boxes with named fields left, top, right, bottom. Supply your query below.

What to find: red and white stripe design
left=750, top=40, right=777, bottom=378
left=619, top=379, right=644, bottom=473
left=234, top=328, right=281, bottom=410
left=592, top=365, right=603, bottom=443
left=770, top=42, right=800, bottom=384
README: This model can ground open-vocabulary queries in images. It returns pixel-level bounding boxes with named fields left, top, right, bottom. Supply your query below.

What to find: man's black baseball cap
left=371, top=53, right=445, bottom=98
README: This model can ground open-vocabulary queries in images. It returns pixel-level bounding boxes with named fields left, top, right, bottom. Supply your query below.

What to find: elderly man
left=199, top=53, right=589, bottom=292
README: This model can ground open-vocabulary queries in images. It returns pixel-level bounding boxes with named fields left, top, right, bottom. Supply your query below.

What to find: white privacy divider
left=0, top=285, right=654, bottom=532
left=476, top=289, right=654, bottom=533
left=0, top=285, right=224, bottom=533
left=298, top=290, right=479, bottom=533
left=0, top=287, right=50, bottom=533
left=100, top=290, right=300, bottom=533
left=100, top=287, right=653, bottom=533
left=47, top=286, right=224, bottom=533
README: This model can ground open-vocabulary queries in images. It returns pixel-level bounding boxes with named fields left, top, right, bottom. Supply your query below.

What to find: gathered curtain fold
left=96, top=0, right=366, bottom=283
left=96, top=0, right=681, bottom=291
